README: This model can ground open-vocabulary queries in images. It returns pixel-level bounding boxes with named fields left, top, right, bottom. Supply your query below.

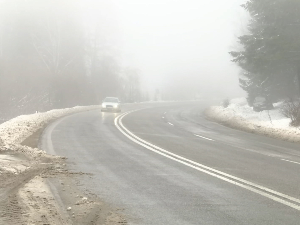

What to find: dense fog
left=0, top=0, right=246, bottom=121
left=113, top=0, right=246, bottom=100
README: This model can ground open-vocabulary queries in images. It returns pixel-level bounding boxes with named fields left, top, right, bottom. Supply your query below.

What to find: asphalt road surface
left=40, top=101, right=300, bottom=225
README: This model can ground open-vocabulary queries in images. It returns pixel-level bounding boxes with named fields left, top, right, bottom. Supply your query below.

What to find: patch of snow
left=75, top=196, right=90, bottom=205
left=0, top=154, right=29, bottom=174
left=0, top=105, right=100, bottom=158
left=0, top=164, right=28, bottom=174
left=206, top=98, right=300, bottom=143
left=229, top=97, right=248, bottom=106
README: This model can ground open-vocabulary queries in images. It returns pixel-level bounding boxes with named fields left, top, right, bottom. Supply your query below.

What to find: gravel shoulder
left=0, top=106, right=127, bottom=225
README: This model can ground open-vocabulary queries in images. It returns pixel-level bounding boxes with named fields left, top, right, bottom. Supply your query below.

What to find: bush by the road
left=280, top=99, right=300, bottom=127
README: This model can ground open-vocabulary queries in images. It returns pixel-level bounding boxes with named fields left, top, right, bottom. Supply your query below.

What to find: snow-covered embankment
left=205, top=98, right=300, bottom=143
left=0, top=105, right=100, bottom=155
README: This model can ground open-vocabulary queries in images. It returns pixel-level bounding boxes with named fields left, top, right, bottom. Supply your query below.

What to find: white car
left=101, top=97, right=121, bottom=112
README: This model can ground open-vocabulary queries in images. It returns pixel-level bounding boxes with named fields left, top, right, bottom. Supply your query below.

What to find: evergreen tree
left=230, top=0, right=300, bottom=102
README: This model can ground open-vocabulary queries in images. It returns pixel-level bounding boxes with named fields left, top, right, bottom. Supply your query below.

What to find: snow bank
left=0, top=105, right=100, bottom=157
left=205, top=98, right=300, bottom=143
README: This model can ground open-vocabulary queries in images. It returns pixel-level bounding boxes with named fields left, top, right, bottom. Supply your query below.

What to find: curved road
left=40, top=101, right=300, bottom=224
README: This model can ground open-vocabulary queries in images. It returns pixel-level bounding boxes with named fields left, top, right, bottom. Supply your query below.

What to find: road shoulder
left=0, top=106, right=128, bottom=224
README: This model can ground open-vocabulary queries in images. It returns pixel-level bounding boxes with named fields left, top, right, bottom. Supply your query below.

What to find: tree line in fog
left=0, top=0, right=143, bottom=121
left=230, top=0, right=300, bottom=105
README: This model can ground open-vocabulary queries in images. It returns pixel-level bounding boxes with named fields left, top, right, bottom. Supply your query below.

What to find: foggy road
left=40, top=102, right=300, bottom=225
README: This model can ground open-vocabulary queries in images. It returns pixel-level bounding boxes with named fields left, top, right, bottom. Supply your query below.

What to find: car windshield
left=104, top=97, right=119, bottom=103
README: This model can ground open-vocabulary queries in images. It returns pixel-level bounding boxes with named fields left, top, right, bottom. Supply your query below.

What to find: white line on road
left=168, top=122, right=174, bottom=126
left=115, top=110, right=300, bottom=211
left=194, top=134, right=214, bottom=141
left=281, top=159, right=300, bottom=165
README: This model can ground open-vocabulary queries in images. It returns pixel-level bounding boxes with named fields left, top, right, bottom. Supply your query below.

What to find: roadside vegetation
left=280, top=99, right=300, bottom=127
left=0, top=0, right=144, bottom=123
left=230, top=0, right=300, bottom=126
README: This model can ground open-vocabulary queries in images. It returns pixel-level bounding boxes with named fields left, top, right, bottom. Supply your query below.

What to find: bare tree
left=121, top=68, right=141, bottom=102
left=0, top=0, right=124, bottom=121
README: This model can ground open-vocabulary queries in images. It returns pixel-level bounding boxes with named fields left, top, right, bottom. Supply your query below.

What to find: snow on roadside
left=0, top=105, right=101, bottom=224
left=205, top=98, right=300, bottom=143
left=0, top=105, right=100, bottom=158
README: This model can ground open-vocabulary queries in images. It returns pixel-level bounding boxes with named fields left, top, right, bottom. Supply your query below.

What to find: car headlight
left=102, top=103, right=105, bottom=107
left=114, top=104, right=118, bottom=108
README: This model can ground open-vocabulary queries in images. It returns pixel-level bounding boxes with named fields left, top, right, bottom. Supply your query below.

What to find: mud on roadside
left=0, top=123, right=128, bottom=224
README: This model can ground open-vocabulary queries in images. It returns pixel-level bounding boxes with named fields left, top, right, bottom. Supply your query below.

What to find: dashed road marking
left=281, top=159, right=300, bottom=165
left=194, top=134, right=214, bottom=141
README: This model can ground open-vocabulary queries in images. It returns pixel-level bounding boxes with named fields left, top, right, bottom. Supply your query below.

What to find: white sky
left=110, top=0, right=247, bottom=98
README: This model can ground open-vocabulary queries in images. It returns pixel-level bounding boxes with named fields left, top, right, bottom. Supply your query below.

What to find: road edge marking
left=115, top=110, right=300, bottom=211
